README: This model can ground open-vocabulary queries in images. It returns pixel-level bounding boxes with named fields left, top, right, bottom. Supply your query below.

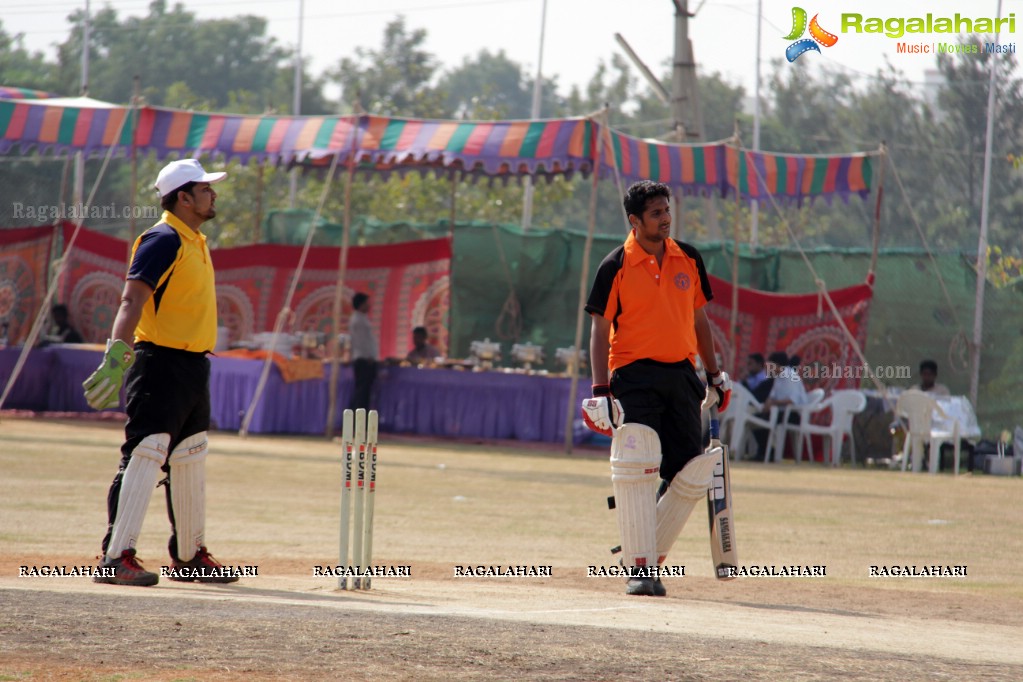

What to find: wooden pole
left=239, top=151, right=340, bottom=438
left=326, top=121, right=359, bottom=438
left=564, top=109, right=608, bottom=453
left=254, top=161, right=265, bottom=244
left=868, top=144, right=887, bottom=280
left=128, top=76, right=140, bottom=247
left=448, top=169, right=458, bottom=239
left=730, top=149, right=741, bottom=376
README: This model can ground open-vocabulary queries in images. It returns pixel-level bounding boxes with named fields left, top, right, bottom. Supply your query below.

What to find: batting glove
left=705, top=370, right=732, bottom=413
left=581, top=384, right=624, bottom=437
left=82, top=339, right=135, bottom=410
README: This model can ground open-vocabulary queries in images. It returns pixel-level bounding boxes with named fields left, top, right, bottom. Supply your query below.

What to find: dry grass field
left=1, top=416, right=1021, bottom=681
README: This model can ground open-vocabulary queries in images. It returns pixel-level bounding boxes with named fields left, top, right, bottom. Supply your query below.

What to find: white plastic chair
left=794, top=390, right=867, bottom=466
left=896, top=390, right=960, bottom=475
left=776, top=388, right=826, bottom=463
left=746, top=406, right=782, bottom=462
left=718, top=382, right=744, bottom=455
left=723, top=383, right=777, bottom=461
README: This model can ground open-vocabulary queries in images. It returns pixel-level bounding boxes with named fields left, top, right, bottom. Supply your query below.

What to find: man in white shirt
left=909, top=359, right=951, bottom=397
left=751, top=352, right=808, bottom=459
left=765, top=354, right=808, bottom=410
left=348, top=292, right=378, bottom=411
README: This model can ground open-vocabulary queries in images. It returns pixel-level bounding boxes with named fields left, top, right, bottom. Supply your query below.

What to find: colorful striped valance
left=0, top=86, right=58, bottom=100
left=0, top=98, right=874, bottom=203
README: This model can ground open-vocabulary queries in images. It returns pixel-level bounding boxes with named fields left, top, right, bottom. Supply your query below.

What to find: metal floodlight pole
left=521, top=0, right=548, bottom=232
left=74, top=0, right=91, bottom=212
left=750, top=0, right=763, bottom=253
left=80, top=0, right=90, bottom=95
left=970, top=0, right=1002, bottom=406
left=289, top=0, right=304, bottom=209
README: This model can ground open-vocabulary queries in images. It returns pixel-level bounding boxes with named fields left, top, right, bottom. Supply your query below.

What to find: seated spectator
left=766, top=353, right=807, bottom=410
left=46, top=304, right=84, bottom=344
left=751, top=352, right=807, bottom=459
left=406, top=326, right=441, bottom=364
left=909, top=359, right=950, bottom=396
left=741, top=353, right=773, bottom=403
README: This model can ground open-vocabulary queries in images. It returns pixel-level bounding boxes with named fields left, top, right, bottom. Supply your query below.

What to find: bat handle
left=709, top=418, right=720, bottom=441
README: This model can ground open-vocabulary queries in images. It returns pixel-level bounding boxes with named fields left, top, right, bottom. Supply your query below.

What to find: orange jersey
left=585, top=232, right=712, bottom=372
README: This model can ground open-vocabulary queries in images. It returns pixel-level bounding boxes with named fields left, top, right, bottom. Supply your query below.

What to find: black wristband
left=592, top=384, right=611, bottom=397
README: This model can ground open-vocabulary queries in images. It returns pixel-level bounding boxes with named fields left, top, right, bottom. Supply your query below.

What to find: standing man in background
left=84, top=159, right=238, bottom=586
left=581, top=180, right=731, bottom=597
left=349, top=292, right=378, bottom=411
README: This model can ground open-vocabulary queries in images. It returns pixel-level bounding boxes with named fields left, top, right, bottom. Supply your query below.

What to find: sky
left=2, top=0, right=1018, bottom=107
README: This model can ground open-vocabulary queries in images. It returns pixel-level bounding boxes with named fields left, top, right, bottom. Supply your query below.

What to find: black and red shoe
left=94, top=548, right=159, bottom=587
left=167, top=547, right=239, bottom=583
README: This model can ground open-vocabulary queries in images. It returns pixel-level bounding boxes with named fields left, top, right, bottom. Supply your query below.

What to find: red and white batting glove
left=581, top=384, right=624, bottom=437
left=705, top=370, right=732, bottom=413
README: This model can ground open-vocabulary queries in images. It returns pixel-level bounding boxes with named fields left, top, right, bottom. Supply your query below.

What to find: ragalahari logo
left=784, top=7, right=838, bottom=62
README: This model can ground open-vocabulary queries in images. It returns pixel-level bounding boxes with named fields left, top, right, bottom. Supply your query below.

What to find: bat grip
left=709, top=418, right=720, bottom=440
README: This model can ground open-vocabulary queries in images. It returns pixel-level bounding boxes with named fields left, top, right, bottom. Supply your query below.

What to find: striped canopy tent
left=0, top=86, right=59, bottom=100
left=0, top=96, right=882, bottom=448
left=602, top=128, right=874, bottom=205
left=0, top=98, right=876, bottom=203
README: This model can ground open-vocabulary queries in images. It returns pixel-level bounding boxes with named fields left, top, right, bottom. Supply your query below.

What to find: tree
left=329, top=16, right=447, bottom=118
left=440, top=49, right=530, bottom=119
left=54, top=1, right=291, bottom=110
left=933, top=36, right=1023, bottom=250
left=439, top=49, right=562, bottom=120
left=0, top=21, right=56, bottom=91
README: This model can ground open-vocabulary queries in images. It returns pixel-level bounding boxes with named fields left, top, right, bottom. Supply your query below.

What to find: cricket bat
left=707, top=409, right=738, bottom=580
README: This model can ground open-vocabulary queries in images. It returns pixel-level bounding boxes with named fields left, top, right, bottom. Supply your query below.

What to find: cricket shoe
left=625, top=577, right=667, bottom=597
left=166, top=547, right=240, bottom=583
left=93, top=548, right=159, bottom=587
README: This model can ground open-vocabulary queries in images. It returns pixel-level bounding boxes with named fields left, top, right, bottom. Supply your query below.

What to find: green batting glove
left=82, top=339, right=135, bottom=410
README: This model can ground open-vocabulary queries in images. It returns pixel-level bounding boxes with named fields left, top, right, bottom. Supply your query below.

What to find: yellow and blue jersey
left=127, top=211, right=217, bottom=352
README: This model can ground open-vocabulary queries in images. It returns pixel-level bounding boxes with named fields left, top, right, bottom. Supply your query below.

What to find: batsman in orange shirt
left=582, top=180, right=732, bottom=597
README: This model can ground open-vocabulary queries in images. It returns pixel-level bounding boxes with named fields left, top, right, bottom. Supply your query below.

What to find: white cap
left=154, top=159, right=227, bottom=198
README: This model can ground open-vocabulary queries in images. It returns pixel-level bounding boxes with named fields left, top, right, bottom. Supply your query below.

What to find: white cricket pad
left=610, top=423, right=662, bottom=572
left=106, top=434, right=170, bottom=559
left=655, top=450, right=718, bottom=564
left=168, top=431, right=208, bottom=563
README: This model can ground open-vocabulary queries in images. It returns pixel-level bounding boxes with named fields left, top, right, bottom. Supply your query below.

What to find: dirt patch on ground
left=2, top=587, right=1020, bottom=682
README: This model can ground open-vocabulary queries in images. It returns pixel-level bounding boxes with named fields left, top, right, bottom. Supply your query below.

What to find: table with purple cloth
left=1, top=347, right=584, bottom=443
left=0, top=347, right=54, bottom=410
left=376, top=366, right=581, bottom=443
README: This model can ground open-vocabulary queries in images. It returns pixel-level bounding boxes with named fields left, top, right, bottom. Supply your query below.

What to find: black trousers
left=101, top=343, right=210, bottom=560
left=350, top=358, right=377, bottom=411
left=610, top=359, right=705, bottom=484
